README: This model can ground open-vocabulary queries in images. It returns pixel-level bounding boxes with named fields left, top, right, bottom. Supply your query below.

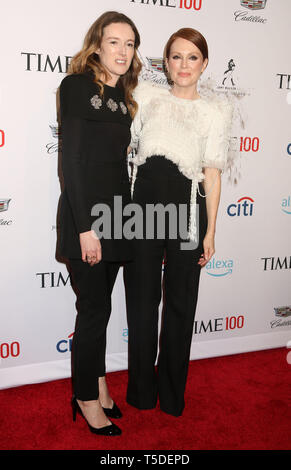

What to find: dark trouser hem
left=159, top=407, right=184, bottom=417
left=73, top=374, right=105, bottom=401
left=69, top=258, right=120, bottom=400
left=126, top=396, right=157, bottom=410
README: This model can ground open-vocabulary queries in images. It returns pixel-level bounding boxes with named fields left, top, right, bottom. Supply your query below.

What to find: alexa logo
left=122, top=328, right=128, bottom=343
left=240, top=0, right=267, bottom=10
left=281, top=196, right=291, bottom=215
left=56, top=332, right=74, bottom=353
left=227, top=196, right=254, bottom=217
left=205, top=258, right=234, bottom=277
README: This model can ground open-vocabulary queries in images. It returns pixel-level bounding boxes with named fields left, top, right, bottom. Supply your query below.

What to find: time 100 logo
left=0, top=341, right=20, bottom=359
left=179, top=0, right=202, bottom=9
left=240, top=137, right=260, bottom=152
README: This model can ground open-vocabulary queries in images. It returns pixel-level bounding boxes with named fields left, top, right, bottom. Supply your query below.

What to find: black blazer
left=57, top=72, right=133, bottom=261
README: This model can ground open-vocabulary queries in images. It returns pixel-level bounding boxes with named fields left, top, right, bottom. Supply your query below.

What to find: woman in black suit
left=58, top=11, right=141, bottom=436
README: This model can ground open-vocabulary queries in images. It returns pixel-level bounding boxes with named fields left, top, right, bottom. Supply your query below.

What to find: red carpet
left=0, top=347, right=290, bottom=450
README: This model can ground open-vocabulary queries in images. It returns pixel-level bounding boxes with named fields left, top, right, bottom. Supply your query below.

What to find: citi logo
left=282, top=196, right=291, bottom=214
left=205, top=258, right=233, bottom=277
left=287, top=143, right=291, bottom=156
left=227, top=196, right=254, bottom=217
left=56, top=332, right=74, bottom=353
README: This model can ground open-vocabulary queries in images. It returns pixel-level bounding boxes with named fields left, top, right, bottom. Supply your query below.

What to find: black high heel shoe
left=72, top=396, right=122, bottom=436
left=102, top=402, right=122, bottom=419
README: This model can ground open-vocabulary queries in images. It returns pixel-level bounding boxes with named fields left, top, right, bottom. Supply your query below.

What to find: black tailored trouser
left=124, top=156, right=207, bottom=417
left=69, top=258, right=120, bottom=401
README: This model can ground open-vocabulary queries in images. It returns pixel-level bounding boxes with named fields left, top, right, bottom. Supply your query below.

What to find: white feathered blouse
left=130, top=80, right=233, bottom=242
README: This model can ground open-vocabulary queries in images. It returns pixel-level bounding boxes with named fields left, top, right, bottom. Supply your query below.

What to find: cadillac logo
left=146, top=57, right=164, bottom=73
left=240, top=0, right=267, bottom=9
left=139, top=52, right=168, bottom=86
left=46, top=124, right=61, bottom=154
left=274, top=306, right=291, bottom=318
left=49, top=124, right=60, bottom=139
left=0, top=199, right=11, bottom=212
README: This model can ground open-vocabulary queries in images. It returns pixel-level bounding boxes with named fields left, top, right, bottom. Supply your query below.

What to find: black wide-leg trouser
left=124, top=156, right=207, bottom=417
left=69, top=259, right=120, bottom=401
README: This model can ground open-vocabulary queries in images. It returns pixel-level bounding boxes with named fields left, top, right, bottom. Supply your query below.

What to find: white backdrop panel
left=0, top=0, right=290, bottom=389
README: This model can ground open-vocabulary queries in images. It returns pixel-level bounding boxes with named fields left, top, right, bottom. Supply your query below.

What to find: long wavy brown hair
left=69, top=11, right=142, bottom=118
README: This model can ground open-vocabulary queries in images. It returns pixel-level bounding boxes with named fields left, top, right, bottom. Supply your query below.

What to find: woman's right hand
left=198, top=232, right=215, bottom=267
left=79, top=230, right=102, bottom=266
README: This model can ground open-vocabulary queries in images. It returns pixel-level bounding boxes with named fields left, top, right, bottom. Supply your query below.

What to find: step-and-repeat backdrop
left=1, top=0, right=290, bottom=389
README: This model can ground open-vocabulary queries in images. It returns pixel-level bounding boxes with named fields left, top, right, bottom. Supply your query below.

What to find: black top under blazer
left=57, top=72, right=133, bottom=261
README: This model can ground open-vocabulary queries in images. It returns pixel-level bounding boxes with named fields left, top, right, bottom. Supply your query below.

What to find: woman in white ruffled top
left=124, top=28, right=233, bottom=417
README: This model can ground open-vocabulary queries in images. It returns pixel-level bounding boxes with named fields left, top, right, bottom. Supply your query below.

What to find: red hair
left=164, top=27, right=208, bottom=62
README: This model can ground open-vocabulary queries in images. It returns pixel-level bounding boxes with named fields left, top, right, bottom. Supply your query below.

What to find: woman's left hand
left=198, top=232, right=215, bottom=267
